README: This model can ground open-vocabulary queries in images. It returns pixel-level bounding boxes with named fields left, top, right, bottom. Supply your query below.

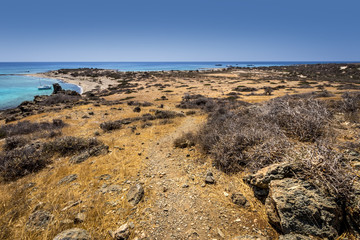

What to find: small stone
left=126, top=184, right=144, bottom=205
left=182, top=184, right=189, bottom=188
left=205, top=172, right=215, bottom=184
left=58, top=174, right=78, bottom=185
left=231, top=192, right=248, bottom=207
left=74, top=213, right=86, bottom=224
left=109, top=223, right=130, bottom=240
left=99, top=174, right=111, bottom=180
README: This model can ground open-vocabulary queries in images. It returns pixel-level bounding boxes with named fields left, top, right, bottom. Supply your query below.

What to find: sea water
left=0, top=61, right=352, bottom=110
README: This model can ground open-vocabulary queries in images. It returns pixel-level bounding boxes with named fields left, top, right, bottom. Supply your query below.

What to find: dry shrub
left=187, top=96, right=332, bottom=172
left=287, top=143, right=356, bottom=200
left=40, top=93, right=80, bottom=105
left=3, top=136, right=30, bottom=151
left=0, top=119, right=65, bottom=138
left=100, top=120, right=123, bottom=131
left=100, top=111, right=183, bottom=131
left=154, top=110, right=185, bottom=119
left=197, top=108, right=289, bottom=172
left=42, top=136, right=105, bottom=156
left=260, top=96, right=331, bottom=142
left=0, top=144, right=48, bottom=181
left=341, top=92, right=360, bottom=122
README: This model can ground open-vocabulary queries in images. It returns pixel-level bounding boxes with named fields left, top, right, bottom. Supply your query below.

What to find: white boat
left=38, top=80, right=52, bottom=90
left=38, top=85, right=52, bottom=90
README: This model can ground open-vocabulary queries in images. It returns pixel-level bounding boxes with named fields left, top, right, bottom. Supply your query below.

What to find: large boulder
left=53, top=83, right=63, bottom=94
left=244, top=162, right=294, bottom=201
left=266, top=178, right=342, bottom=239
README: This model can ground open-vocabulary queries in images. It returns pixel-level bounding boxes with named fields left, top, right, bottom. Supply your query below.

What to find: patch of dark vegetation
left=127, top=101, right=153, bottom=107
left=254, top=63, right=360, bottom=83
left=42, top=136, right=107, bottom=157
left=177, top=94, right=251, bottom=112
left=0, top=133, right=108, bottom=181
left=40, top=93, right=81, bottom=105
left=179, top=95, right=334, bottom=172
left=0, top=119, right=65, bottom=139
left=100, top=110, right=184, bottom=131
left=0, top=143, right=48, bottom=181
left=3, top=136, right=30, bottom=151
left=233, top=86, right=257, bottom=92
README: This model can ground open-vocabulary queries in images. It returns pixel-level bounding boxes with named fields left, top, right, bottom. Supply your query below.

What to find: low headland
left=1, top=63, right=360, bottom=239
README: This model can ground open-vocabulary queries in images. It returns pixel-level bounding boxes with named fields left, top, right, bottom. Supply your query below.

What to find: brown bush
left=3, top=136, right=29, bottom=151
left=260, top=96, right=331, bottom=142
left=0, top=119, right=65, bottom=138
left=0, top=144, right=49, bottom=181
left=287, top=142, right=356, bottom=200
left=42, top=136, right=106, bottom=156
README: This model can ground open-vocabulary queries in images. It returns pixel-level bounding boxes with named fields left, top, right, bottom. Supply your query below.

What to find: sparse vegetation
left=0, top=119, right=65, bottom=138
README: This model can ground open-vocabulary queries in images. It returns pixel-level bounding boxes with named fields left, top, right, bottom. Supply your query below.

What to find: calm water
left=0, top=61, right=353, bottom=110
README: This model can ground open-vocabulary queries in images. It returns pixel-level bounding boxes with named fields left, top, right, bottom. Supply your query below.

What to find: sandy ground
left=27, top=73, right=120, bottom=94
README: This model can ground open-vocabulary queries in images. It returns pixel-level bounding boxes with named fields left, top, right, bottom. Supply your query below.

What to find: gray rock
left=126, top=184, right=144, bottom=205
left=205, top=172, right=215, bottom=184
left=231, top=192, right=248, bottom=207
left=279, top=234, right=311, bottom=240
left=109, top=223, right=130, bottom=240
left=26, top=210, right=53, bottom=230
left=53, top=228, right=91, bottom=240
left=244, top=162, right=294, bottom=189
left=101, top=184, right=122, bottom=194
left=58, top=174, right=78, bottom=185
left=70, top=152, right=90, bottom=164
left=266, top=178, right=341, bottom=239
left=99, top=174, right=111, bottom=180
left=244, top=162, right=295, bottom=201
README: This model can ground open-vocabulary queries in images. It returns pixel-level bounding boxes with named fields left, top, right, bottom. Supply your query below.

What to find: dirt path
left=134, top=116, right=277, bottom=240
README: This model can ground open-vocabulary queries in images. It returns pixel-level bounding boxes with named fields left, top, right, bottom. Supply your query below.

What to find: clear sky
left=0, top=0, right=359, bottom=62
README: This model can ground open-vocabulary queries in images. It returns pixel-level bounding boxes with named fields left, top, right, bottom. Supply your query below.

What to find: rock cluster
left=245, top=162, right=344, bottom=239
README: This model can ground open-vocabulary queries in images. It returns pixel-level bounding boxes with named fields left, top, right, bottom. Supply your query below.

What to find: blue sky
left=0, top=0, right=359, bottom=61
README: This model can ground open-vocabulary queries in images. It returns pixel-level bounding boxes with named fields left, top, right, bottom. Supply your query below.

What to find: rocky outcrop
left=245, top=162, right=345, bottom=239
left=52, top=83, right=63, bottom=94
left=244, top=162, right=294, bottom=201
left=53, top=228, right=91, bottom=240
left=265, top=178, right=341, bottom=239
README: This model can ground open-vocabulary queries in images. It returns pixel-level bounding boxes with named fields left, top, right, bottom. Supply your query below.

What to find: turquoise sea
left=0, top=62, right=354, bottom=110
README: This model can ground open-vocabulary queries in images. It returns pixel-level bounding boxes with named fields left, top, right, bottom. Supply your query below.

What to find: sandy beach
left=27, top=72, right=120, bottom=94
